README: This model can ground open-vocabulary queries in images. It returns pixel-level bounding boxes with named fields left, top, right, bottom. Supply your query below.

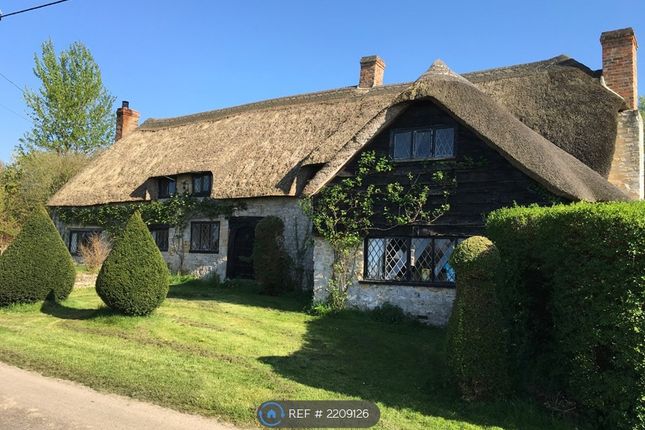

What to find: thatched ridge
left=49, top=56, right=627, bottom=207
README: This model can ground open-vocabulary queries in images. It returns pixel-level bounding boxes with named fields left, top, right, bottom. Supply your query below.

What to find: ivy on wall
left=301, top=151, right=454, bottom=309
left=54, top=194, right=242, bottom=236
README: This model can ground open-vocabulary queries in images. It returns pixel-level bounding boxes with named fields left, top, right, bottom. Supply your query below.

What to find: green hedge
left=252, top=216, right=291, bottom=295
left=487, top=202, right=645, bottom=430
left=96, top=212, right=169, bottom=316
left=0, top=206, right=75, bottom=306
left=446, top=236, right=510, bottom=400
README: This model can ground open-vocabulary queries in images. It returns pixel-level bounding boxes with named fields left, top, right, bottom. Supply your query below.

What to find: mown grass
left=0, top=280, right=579, bottom=429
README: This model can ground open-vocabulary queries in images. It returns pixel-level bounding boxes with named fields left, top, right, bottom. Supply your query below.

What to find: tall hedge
left=446, top=236, right=510, bottom=400
left=96, top=211, right=169, bottom=315
left=487, top=202, right=645, bottom=430
left=0, top=206, right=75, bottom=306
left=252, top=216, right=291, bottom=295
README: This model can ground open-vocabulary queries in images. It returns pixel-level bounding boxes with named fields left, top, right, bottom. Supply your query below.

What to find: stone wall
left=163, top=197, right=313, bottom=287
left=609, top=110, right=644, bottom=200
left=312, top=237, right=455, bottom=326
left=56, top=197, right=314, bottom=289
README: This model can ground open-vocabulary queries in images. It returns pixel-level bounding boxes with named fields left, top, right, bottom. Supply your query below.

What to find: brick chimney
left=603, top=28, right=644, bottom=200
left=601, top=27, right=638, bottom=109
left=359, top=55, right=385, bottom=88
left=115, top=100, right=140, bottom=141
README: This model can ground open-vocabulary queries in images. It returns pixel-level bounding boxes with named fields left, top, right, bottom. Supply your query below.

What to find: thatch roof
left=305, top=61, right=626, bottom=202
left=49, top=86, right=404, bottom=206
left=49, top=56, right=627, bottom=207
left=464, top=56, right=626, bottom=176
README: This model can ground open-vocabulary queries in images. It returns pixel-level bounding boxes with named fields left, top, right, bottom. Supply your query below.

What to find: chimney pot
left=600, top=27, right=638, bottom=109
left=359, top=55, right=386, bottom=88
left=115, top=100, right=140, bottom=141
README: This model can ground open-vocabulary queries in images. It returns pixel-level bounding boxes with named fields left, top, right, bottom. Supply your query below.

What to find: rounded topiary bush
left=0, top=206, right=75, bottom=306
left=252, top=216, right=291, bottom=295
left=96, top=211, right=169, bottom=316
left=446, top=236, right=510, bottom=400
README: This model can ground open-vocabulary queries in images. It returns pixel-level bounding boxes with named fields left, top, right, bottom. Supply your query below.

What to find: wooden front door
left=226, top=217, right=263, bottom=279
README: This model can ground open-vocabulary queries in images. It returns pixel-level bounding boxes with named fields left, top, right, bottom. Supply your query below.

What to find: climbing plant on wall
left=55, top=194, right=240, bottom=235
left=301, top=151, right=454, bottom=309
left=55, top=195, right=242, bottom=273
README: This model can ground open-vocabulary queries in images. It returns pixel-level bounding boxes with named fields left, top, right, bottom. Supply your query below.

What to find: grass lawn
left=0, top=280, right=578, bottom=430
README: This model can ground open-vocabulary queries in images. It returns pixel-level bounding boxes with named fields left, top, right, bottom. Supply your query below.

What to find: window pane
left=411, top=238, right=433, bottom=281
left=151, top=228, right=169, bottom=251
left=392, top=131, right=412, bottom=160
left=366, top=238, right=385, bottom=280
left=203, top=175, right=211, bottom=194
left=434, top=238, right=456, bottom=281
left=70, top=232, right=78, bottom=254
left=210, top=223, right=219, bottom=251
left=200, top=224, right=210, bottom=251
left=434, top=128, right=455, bottom=158
left=191, top=222, right=218, bottom=252
left=191, top=224, right=200, bottom=250
left=168, top=179, right=176, bottom=196
left=413, top=130, right=432, bottom=159
left=384, top=238, right=408, bottom=281
left=193, top=177, right=202, bottom=194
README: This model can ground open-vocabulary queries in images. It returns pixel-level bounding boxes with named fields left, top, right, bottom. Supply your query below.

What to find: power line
left=0, top=0, right=70, bottom=20
left=0, top=71, right=23, bottom=92
left=0, top=102, right=31, bottom=123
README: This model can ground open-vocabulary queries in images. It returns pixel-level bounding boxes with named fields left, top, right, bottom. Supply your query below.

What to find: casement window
left=190, top=221, right=220, bottom=253
left=158, top=176, right=177, bottom=198
left=391, top=127, right=455, bottom=161
left=364, top=236, right=463, bottom=284
left=192, top=173, right=212, bottom=197
left=68, top=229, right=103, bottom=255
left=149, top=225, right=169, bottom=252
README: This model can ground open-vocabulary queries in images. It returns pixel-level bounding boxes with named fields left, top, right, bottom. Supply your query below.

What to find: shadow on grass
left=260, top=311, right=578, bottom=430
left=40, top=300, right=116, bottom=320
left=168, top=279, right=310, bottom=312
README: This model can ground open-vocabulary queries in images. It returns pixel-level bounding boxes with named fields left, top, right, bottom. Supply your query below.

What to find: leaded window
left=391, top=127, right=455, bottom=161
left=364, top=237, right=462, bottom=284
left=149, top=225, right=169, bottom=252
left=190, top=221, right=220, bottom=253
left=192, top=173, right=212, bottom=197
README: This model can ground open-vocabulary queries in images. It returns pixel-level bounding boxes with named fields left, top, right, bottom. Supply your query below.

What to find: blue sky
left=0, top=0, right=643, bottom=162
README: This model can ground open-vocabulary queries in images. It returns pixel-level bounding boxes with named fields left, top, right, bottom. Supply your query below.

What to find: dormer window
left=391, top=127, right=455, bottom=161
left=158, top=176, right=177, bottom=198
left=192, top=173, right=212, bottom=197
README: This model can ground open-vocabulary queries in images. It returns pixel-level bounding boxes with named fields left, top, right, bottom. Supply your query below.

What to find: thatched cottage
left=49, top=28, right=643, bottom=325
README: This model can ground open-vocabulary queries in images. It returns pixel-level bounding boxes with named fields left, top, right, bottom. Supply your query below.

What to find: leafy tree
left=0, top=162, right=19, bottom=252
left=1, top=151, right=90, bottom=224
left=21, top=40, right=115, bottom=154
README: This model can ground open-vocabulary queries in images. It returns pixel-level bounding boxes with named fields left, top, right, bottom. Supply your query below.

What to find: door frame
left=226, top=216, right=263, bottom=279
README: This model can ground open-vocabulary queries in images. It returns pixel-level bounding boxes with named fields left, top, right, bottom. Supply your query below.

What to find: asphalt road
left=0, top=362, right=241, bottom=430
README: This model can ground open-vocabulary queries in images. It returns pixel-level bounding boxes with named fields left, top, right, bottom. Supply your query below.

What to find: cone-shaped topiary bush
left=253, top=216, right=292, bottom=295
left=446, top=235, right=510, bottom=400
left=0, top=206, right=75, bottom=306
left=96, top=211, right=169, bottom=316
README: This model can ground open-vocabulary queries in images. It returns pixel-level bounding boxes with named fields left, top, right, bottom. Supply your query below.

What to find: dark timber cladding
left=335, top=100, right=558, bottom=237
